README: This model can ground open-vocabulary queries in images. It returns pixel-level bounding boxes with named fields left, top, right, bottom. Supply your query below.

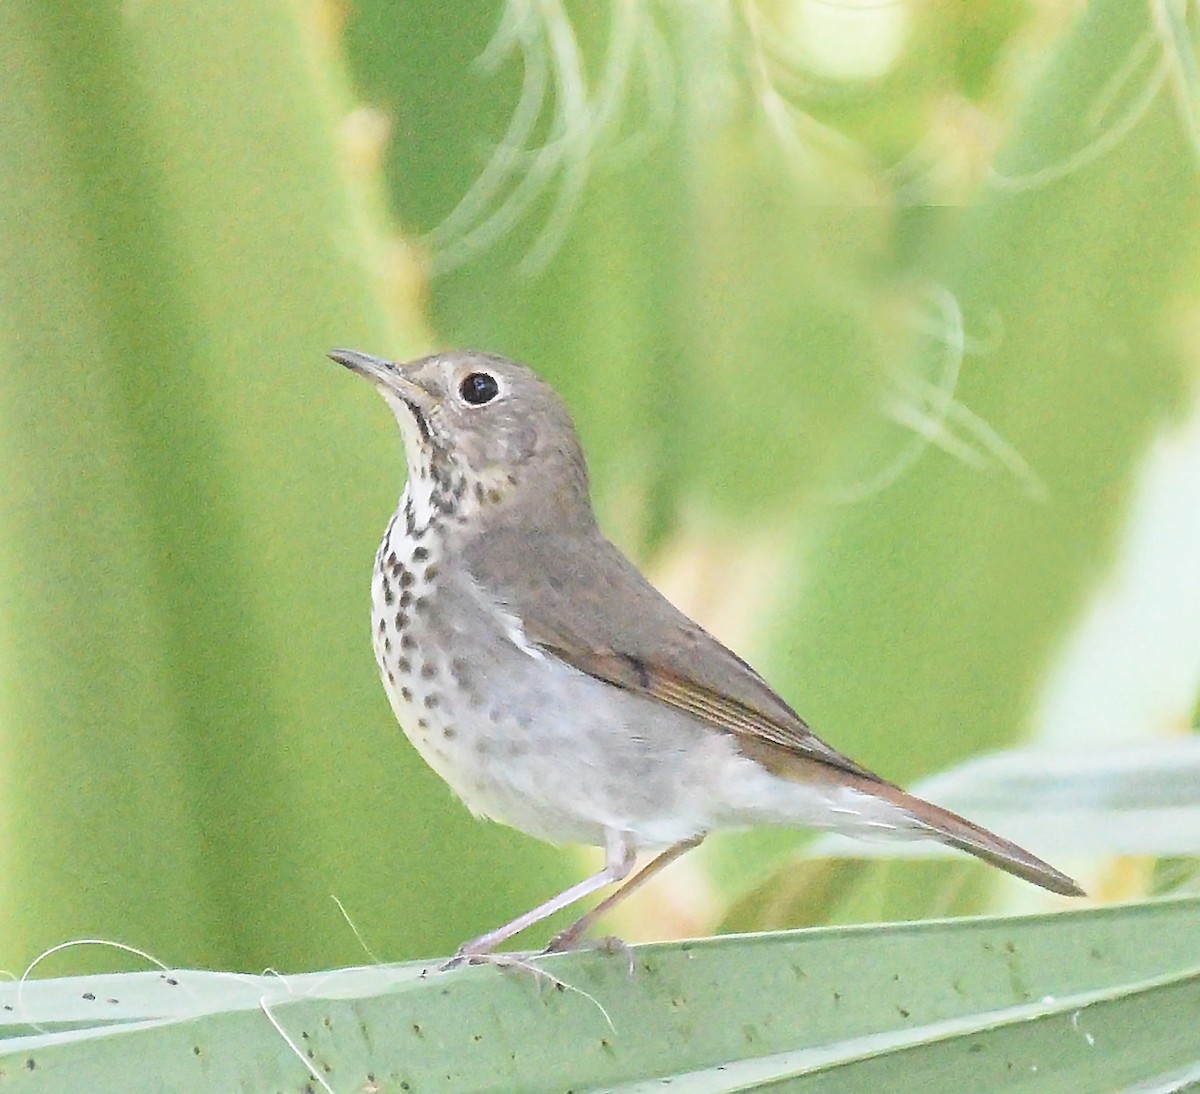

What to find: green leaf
left=2, top=898, right=1198, bottom=1092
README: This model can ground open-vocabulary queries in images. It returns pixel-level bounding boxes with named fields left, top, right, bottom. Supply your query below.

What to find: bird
left=328, top=347, right=1083, bottom=966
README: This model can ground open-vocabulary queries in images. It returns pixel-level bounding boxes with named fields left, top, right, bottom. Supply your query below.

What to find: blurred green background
left=1, top=0, right=1197, bottom=976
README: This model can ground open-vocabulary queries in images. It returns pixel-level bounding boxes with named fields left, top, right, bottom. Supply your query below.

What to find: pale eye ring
left=459, top=371, right=499, bottom=406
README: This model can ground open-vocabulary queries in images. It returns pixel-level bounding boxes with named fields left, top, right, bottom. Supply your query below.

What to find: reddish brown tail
left=860, top=779, right=1085, bottom=897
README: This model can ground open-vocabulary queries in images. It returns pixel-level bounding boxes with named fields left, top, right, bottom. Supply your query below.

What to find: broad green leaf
left=1, top=898, right=1197, bottom=1092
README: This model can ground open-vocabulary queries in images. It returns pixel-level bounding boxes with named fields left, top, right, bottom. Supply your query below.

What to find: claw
left=437, top=943, right=620, bottom=1027
left=541, top=931, right=636, bottom=975
left=440, top=948, right=574, bottom=991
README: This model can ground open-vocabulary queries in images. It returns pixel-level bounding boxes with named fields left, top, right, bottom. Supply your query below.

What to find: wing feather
left=462, top=514, right=880, bottom=779
left=532, top=636, right=879, bottom=780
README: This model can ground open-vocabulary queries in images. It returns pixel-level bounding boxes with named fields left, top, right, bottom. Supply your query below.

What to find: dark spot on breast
left=400, top=686, right=412, bottom=701
left=386, top=670, right=395, bottom=684
left=381, top=578, right=394, bottom=606
left=423, top=694, right=439, bottom=709
left=424, top=564, right=439, bottom=581
left=412, top=546, right=429, bottom=562
left=400, top=634, right=416, bottom=650
left=397, top=657, right=411, bottom=673
left=486, top=488, right=503, bottom=504
left=387, top=551, right=398, bottom=567
left=377, top=618, right=387, bottom=634
left=450, top=658, right=471, bottom=685
left=420, top=662, right=438, bottom=680
left=395, top=612, right=409, bottom=630
left=416, top=717, right=428, bottom=730
left=399, top=571, right=415, bottom=589
left=414, top=597, right=429, bottom=614
left=443, top=726, right=456, bottom=740
left=383, top=636, right=392, bottom=653
left=400, top=591, right=413, bottom=608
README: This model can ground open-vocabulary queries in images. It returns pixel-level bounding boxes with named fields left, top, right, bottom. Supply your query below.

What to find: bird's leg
left=542, top=833, right=705, bottom=956
left=442, top=829, right=637, bottom=970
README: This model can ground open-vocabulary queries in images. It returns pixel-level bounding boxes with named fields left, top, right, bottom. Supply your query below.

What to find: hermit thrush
left=329, top=347, right=1082, bottom=965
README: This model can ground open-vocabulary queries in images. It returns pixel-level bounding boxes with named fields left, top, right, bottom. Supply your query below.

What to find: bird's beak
left=328, top=348, right=436, bottom=413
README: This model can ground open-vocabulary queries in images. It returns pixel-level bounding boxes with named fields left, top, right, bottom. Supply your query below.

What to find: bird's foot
left=441, top=947, right=522, bottom=972
left=440, top=946, right=554, bottom=979
left=540, top=931, right=635, bottom=975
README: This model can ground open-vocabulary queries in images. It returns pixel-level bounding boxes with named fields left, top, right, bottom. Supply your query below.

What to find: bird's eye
left=459, top=371, right=500, bottom=406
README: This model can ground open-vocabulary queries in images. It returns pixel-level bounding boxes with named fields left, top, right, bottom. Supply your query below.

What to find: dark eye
left=459, top=371, right=499, bottom=406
